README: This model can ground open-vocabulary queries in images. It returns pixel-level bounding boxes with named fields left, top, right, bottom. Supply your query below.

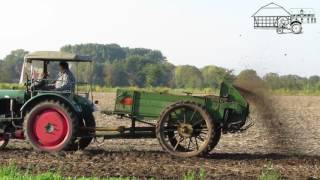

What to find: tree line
left=0, top=43, right=319, bottom=92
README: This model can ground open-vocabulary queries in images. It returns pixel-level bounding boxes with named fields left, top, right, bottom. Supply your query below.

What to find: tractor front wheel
left=24, top=100, right=79, bottom=152
left=0, top=135, right=9, bottom=149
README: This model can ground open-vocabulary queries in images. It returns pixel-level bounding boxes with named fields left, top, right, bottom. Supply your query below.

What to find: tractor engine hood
left=0, top=90, right=25, bottom=104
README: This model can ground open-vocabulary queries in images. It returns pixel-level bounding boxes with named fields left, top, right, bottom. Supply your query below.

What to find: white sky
left=0, top=0, right=319, bottom=77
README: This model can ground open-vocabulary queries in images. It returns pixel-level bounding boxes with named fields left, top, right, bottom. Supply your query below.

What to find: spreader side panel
left=114, top=90, right=207, bottom=120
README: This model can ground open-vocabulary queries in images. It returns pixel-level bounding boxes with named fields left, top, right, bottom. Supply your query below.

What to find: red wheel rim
left=30, top=108, right=70, bottom=151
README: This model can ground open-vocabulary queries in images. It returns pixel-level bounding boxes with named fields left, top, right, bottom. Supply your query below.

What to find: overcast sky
left=0, top=0, right=319, bottom=77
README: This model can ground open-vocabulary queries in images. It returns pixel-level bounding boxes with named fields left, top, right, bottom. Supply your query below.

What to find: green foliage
left=0, top=163, right=140, bottom=180
left=279, top=75, right=307, bottom=91
left=144, top=63, right=174, bottom=87
left=199, top=168, right=206, bottom=180
left=184, top=170, right=196, bottom=180
left=258, top=162, right=280, bottom=180
left=183, top=168, right=206, bottom=180
left=61, top=44, right=127, bottom=64
left=236, top=69, right=262, bottom=83
left=0, top=49, right=29, bottom=83
left=263, top=73, right=281, bottom=90
left=263, top=73, right=320, bottom=92
left=124, top=56, right=148, bottom=87
left=61, top=44, right=169, bottom=87
left=308, top=75, right=320, bottom=89
left=201, top=65, right=234, bottom=88
left=103, top=56, right=174, bottom=88
left=175, top=65, right=203, bottom=88
left=104, top=62, right=129, bottom=87
left=0, top=44, right=319, bottom=93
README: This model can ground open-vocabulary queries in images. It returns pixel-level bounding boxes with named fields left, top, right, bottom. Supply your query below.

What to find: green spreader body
left=112, top=82, right=249, bottom=130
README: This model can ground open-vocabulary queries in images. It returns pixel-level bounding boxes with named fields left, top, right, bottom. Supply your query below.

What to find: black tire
left=208, top=127, right=221, bottom=153
left=156, top=101, right=216, bottom=157
left=277, top=28, right=284, bottom=34
left=24, top=100, right=79, bottom=152
left=291, top=22, right=302, bottom=34
left=68, top=113, right=96, bottom=150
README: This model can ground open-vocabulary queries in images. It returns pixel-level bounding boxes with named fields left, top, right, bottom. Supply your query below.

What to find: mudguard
left=20, top=93, right=81, bottom=114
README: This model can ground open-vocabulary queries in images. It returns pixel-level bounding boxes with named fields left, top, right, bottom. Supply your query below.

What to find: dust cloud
left=233, top=78, right=299, bottom=153
left=233, top=78, right=279, bottom=121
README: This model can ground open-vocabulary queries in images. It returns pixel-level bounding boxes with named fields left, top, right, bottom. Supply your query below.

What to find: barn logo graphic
left=252, top=2, right=317, bottom=34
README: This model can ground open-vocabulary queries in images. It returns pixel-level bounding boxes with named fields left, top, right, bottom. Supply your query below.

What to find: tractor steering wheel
left=29, top=79, right=48, bottom=91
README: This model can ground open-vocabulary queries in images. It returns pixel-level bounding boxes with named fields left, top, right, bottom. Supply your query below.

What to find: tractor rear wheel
left=291, top=22, right=302, bottom=34
left=156, top=102, right=216, bottom=157
left=24, top=100, right=79, bottom=152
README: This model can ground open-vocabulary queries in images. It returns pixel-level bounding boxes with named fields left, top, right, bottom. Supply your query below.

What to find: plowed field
left=2, top=93, right=320, bottom=179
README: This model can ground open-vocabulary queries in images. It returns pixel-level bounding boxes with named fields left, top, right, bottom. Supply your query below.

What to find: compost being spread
left=0, top=51, right=250, bottom=157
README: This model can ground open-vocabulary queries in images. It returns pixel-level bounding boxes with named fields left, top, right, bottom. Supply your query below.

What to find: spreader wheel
left=24, top=100, right=79, bottom=152
left=156, top=102, right=217, bottom=157
left=276, top=28, right=284, bottom=34
left=208, top=127, right=221, bottom=153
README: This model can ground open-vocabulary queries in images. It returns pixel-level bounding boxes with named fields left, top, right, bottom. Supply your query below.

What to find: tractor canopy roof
left=25, top=51, right=92, bottom=62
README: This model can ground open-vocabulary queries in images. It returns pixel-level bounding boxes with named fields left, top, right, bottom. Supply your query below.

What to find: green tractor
left=0, top=51, right=96, bottom=152
left=0, top=51, right=251, bottom=157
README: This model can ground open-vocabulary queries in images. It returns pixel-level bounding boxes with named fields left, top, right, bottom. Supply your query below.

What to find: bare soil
left=2, top=93, right=320, bottom=179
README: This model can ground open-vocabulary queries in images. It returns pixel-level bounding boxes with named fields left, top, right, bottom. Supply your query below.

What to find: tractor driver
left=52, top=61, right=76, bottom=92
left=31, top=61, right=76, bottom=92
